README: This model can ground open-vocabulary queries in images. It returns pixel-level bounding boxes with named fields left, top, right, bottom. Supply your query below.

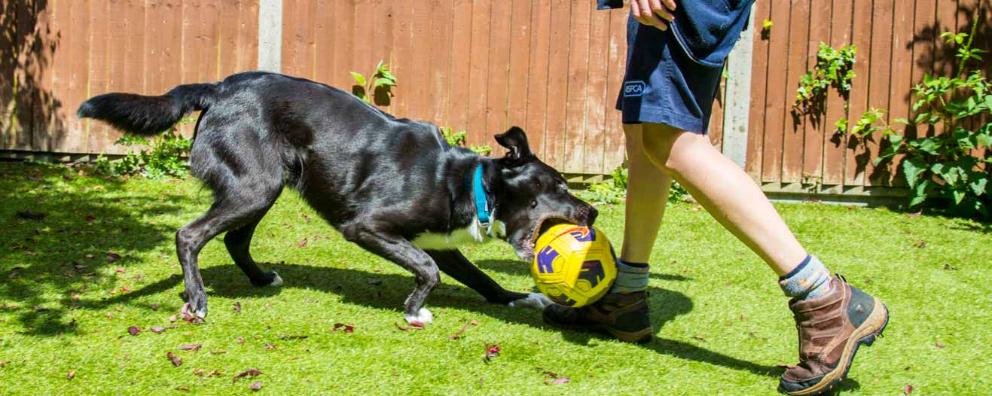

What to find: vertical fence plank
left=466, top=0, right=491, bottom=144
left=781, top=0, right=810, bottom=184
left=822, top=0, right=852, bottom=186
left=506, top=0, right=532, bottom=130
left=484, top=0, right=512, bottom=137
left=802, top=0, right=831, bottom=185
left=602, top=8, right=627, bottom=173
left=86, top=0, right=113, bottom=152
left=543, top=0, right=571, bottom=169
left=524, top=0, right=551, bottom=159
left=584, top=7, right=610, bottom=175
left=882, top=0, right=916, bottom=187
left=429, top=0, right=454, bottom=124
left=761, top=0, right=792, bottom=183
left=844, top=0, right=873, bottom=186
left=745, top=0, right=771, bottom=180
left=447, top=0, right=473, bottom=132
left=864, top=0, right=893, bottom=186
left=563, top=1, right=590, bottom=173
left=313, top=0, right=336, bottom=85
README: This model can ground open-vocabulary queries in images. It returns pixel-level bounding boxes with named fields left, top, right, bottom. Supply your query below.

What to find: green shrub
left=438, top=126, right=492, bottom=156
left=94, top=118, right=194, bottom=179
left=578, top=165, right=688, bottom=205
left=351, top=61, right=397, bottom=106
left=875, top=22, right=991, bottom=219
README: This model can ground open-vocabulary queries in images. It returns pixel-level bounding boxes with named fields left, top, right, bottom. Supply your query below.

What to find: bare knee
left=640, top=124, right=711, bottom=176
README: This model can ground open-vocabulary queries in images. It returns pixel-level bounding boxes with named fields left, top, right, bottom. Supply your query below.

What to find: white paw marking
left=269, top=271, right=283, bottom=287
left=508, top=293, right=554, bottom=309
left=404, top=307, right=434, bottom=325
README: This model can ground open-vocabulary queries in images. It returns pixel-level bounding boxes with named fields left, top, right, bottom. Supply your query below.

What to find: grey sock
left=610, top=260, right=650, bottom=294
left=779, top=255, right=832, bottom=300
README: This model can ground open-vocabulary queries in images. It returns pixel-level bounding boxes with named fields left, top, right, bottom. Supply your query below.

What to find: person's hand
left=631, top=0, right=677, bottom=31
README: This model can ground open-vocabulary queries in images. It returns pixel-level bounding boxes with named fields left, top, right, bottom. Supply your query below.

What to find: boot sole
left=781, top=299, right=890, bottom=395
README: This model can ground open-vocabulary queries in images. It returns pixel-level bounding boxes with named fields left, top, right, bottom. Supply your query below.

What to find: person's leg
left=638, top=122, right=889, bottom=395
left=618, top=123, right=672, bottom=264
left=637, top=123, right=806, bottom=275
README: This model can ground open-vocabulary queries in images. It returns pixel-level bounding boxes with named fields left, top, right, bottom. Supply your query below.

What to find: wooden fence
left=0, top=0, right=259, bottom=155
left=2, top=0, right=989, bottom=195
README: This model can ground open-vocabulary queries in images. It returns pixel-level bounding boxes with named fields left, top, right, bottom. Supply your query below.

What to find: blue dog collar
left=472, top=164, right=492, bottom=226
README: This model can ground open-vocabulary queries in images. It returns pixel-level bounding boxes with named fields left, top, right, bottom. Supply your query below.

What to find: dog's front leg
left=342, top=224, right=439, bottom=325
left=426, top=249, right=552, bottom=309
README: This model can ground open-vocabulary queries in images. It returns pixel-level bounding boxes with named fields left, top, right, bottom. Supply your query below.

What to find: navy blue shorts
left=617, top=1, right=753, bottom=134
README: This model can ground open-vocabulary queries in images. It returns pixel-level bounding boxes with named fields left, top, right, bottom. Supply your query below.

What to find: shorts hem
left=620, top=106, right=708, bottom=134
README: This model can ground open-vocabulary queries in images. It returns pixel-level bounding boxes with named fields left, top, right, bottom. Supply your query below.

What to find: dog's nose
left=582, top=206, right=598, bottom=227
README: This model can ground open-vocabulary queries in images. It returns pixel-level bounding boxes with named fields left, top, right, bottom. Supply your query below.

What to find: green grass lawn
left=1, top=162, right=990, bottom=395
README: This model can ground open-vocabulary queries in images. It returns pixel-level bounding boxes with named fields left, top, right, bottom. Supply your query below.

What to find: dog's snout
left=575, top=205, right=598, bottom=227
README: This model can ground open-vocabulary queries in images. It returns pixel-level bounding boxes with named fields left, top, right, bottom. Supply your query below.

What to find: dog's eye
left=530, top=200, right=538, bottom=208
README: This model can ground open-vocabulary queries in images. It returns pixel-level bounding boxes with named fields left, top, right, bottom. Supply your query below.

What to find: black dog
left=78, top=71, right=596, bottom=325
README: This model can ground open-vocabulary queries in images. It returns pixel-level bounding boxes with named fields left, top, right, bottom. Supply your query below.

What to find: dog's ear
left=494, top=126, right=532, bottom=161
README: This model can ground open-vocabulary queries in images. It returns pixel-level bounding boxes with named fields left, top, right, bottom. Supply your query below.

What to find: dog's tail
left=77, top=83, right=218, bottom=135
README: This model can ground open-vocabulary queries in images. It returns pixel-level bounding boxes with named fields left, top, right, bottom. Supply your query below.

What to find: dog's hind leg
left=224, top=209, right=283, bottom=287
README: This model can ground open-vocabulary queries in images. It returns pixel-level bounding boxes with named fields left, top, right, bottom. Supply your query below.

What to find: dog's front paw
left=508, top=293, right=554, bottom=309
left=404, top=307, right=434, bottom=326
left=268, top=270, right=283, bottom=287
left=180, top=302, right=207, bottom=323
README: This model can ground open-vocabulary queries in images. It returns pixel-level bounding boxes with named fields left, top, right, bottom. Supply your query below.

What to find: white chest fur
left=411, top=218, right=505, bottom=250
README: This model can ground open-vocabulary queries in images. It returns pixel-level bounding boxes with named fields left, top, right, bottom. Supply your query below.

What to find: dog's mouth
left=513, top=215, right=574, bottom=260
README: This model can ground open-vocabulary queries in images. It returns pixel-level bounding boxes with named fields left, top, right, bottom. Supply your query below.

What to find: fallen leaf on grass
left=542, top=370, right=570, bottom=385
left=483, top=344, right=501, bottom=363
left=175, top=385, right=190, bottom=392
left=150, top=303, right=159, bottom=311
left=264, top=343, right=277, bottom=350
left=691, top=335, right=706, bottom=342
left=332, top=323, right=354, bottom=333
left=395, top=322, right=424, bottom=331
left=150, top=326, right=166, bottom=334
left=193, top=368, right=223, bottom=377
left=233, top=302, right=241, bottom=313
left=903, top=384, right=913, bottom=394
left=167, top=352, right=183, bottom=367
left=66, top=370, right=76, bottom=380
left=84, top=214, right=96, bottom=223
left=127, top=326, right=141, bottom=336
left=0, top=360, right=7, bottom=367
left=180, top=304, right=204, bottom=324
left=912, top=240, right=927, bottom=248
left=449, top=320, right=479, bottom=340
left=233, top=368, right=262, bottom=383
left=210, top=350, right=227, bottom=355
left=250, top=381, right=263, bottom=391
left=236, top=337, right=246, bottom=344
left=935, top=341, right=945, bottom=349
left=297, top=238, right=308, bottom=248
left=107, top=253, right=122, bottom=263
left=169, top=315, right=179, bottom=323
left=179, top=344, right=202, bottom=351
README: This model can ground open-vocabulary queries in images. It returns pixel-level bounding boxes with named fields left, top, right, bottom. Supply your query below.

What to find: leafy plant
left=794, top=43, right=857, bottom=115
left=94, top=118, right=195, bottom=178
left=578, top=165, right=688, bottom=205
left=351, top=61, right=397, bottom=106
left=850, top=108, right=894, bottom=138
left=761, top=19, right=774, bottom=32
left=875, top=18, right=991, bottom=218
left=439, top=126, right=492, bottom=156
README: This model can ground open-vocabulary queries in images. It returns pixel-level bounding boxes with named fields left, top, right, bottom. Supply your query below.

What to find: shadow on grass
left=0, top=163, right=191, bottom=335
left=93, top=261, right=780, bottom=379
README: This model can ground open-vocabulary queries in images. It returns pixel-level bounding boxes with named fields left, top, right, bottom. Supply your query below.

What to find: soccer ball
left=530, top=224, right=617, bottom=307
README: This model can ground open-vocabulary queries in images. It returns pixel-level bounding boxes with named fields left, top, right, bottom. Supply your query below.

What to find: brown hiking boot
left=779, top=276, right=890, bottom=395
left=542, top=291, right=653, bottom=343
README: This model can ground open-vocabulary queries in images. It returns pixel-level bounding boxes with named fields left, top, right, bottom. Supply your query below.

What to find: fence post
left=721, top=3, right=757, bottom=168
left=258, top=0, right=283, bottom=72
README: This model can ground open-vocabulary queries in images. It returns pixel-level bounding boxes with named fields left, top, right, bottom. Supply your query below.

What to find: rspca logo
left=623, top=81, right=646, bottom=97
